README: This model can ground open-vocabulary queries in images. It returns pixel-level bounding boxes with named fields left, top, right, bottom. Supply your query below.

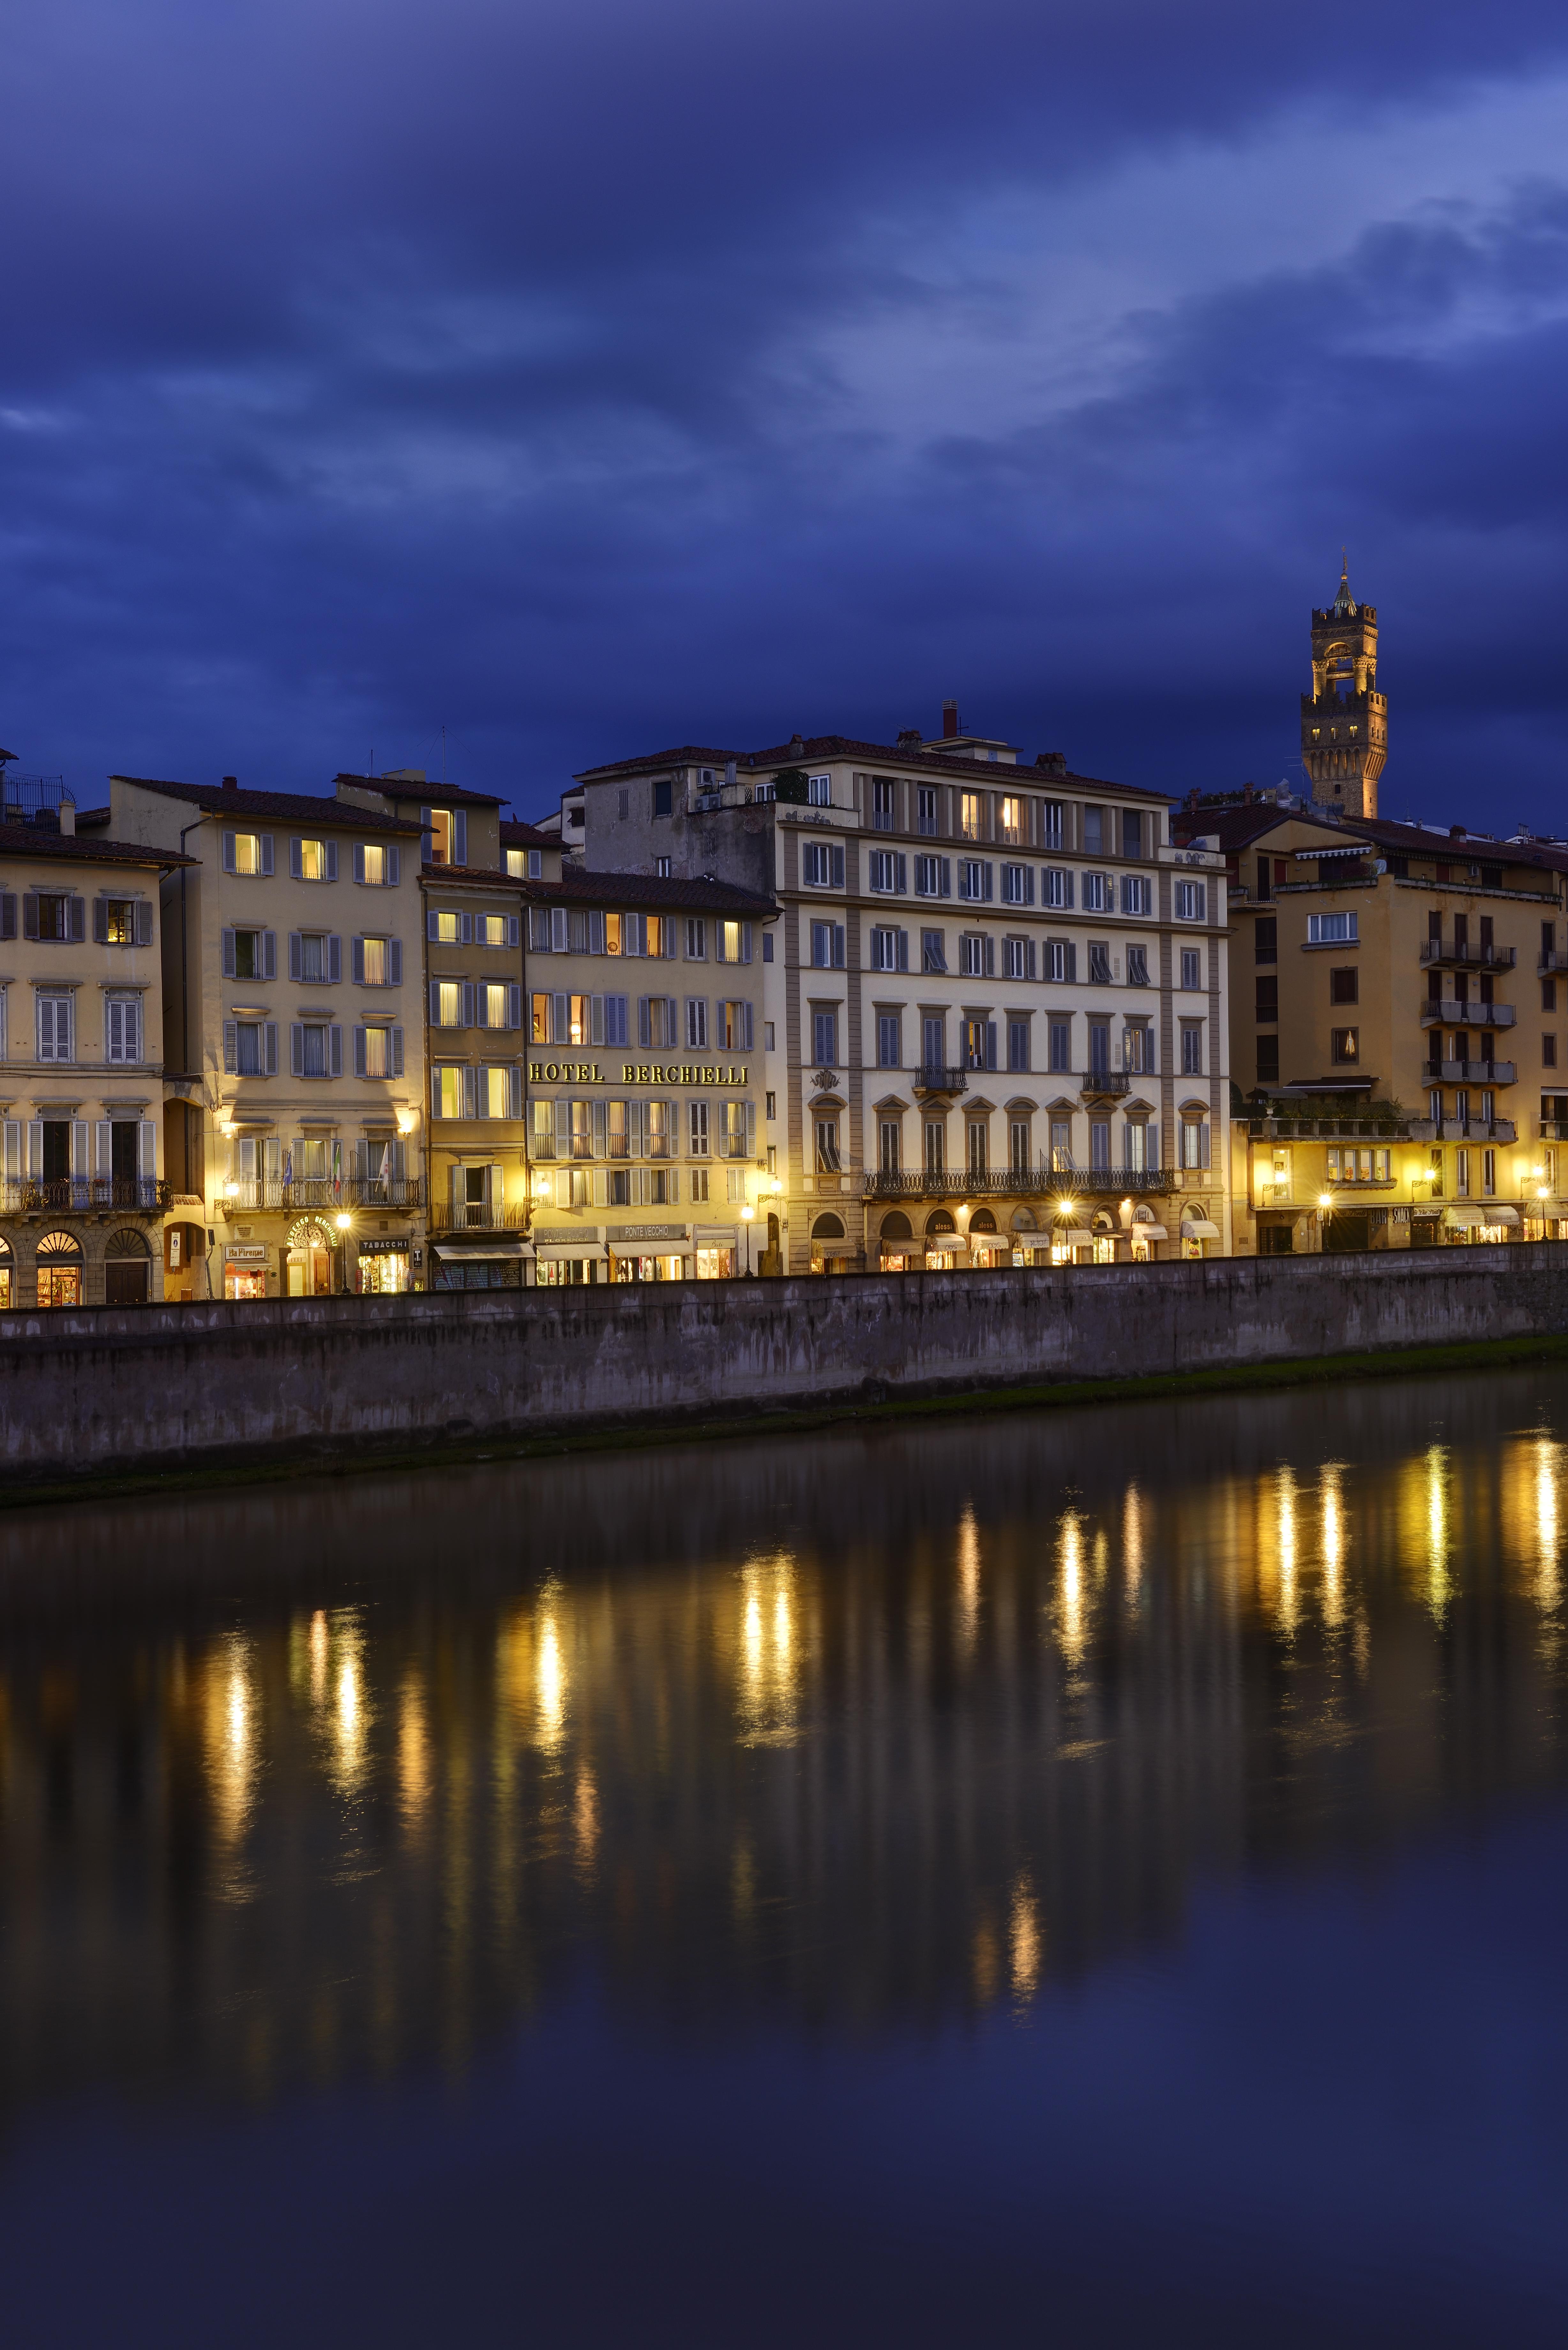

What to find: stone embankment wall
left=4, top=1247, right=1568, bottom=1485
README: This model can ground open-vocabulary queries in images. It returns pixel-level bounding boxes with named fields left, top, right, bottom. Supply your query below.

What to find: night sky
left=7, top=2, right=1568, bottom=827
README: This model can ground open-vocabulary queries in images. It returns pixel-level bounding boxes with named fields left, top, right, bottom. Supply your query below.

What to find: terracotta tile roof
left=111, top=776, right=424, bottom=833
left=334, top=772, right=505, bottom=808
left=418, top=864, right=526, bottom=892
left=524, top=869, right=776, bottom=915
left=575, top=733, right=1163, bottom=800
left=499, top=818, right=557, bottom=847
left=0, top=823, right=195, bottom=868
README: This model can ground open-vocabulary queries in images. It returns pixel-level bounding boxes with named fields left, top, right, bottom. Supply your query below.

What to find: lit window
left=298, top=838, right=326, bottom=881
left=434, top=910, right=461, bottom=944
left=362, top=843, right=386, bottom=885
left=232, top=833, right=260, bottom=875
left=960, top=792, right=983, bottom=840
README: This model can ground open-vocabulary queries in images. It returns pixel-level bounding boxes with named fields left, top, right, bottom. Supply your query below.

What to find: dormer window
left=428, top=810, right=452, bottom=864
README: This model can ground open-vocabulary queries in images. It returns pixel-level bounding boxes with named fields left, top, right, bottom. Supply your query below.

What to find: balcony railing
left=1420, top=1000, right=1515, bottom=1028
left=0, top=1177, right=171, bottom=1215
left=427, top=1202, right=531, bottom=1233
left=1420, top=940, right=1516, bottom=970
left=1540, top=1120, right=1568, bottom=1142
left=863, top=1168, right=1180, bottom=1201
left=911, top=1066, right=969, bottom=1097
left=220, top=1177, right=426, bottom=1212
left=1429, top=1059, right=1516, bottom=1086
left=1081, top=1070, right=1133, bottom=1098
left=1246, top=1118, right=1411, bottom=1139
left=1540, top=953, right=1568, bottom=976
left=1410, top=1118, right=1517, bottom=1143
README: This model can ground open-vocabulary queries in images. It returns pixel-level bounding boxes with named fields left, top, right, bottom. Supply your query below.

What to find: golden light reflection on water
left=736, top=1553, right=800, bottom=1743
left=1424, top=1444, right=1452, bottom=1621
left=536, top=1615, right=567, bottom=1753
left=1274, top=1465, right=1299, bottom=1636
left=1009, top=1872, right=1042, bottom=2009
left=1122, top=1483, right=1143, bottom=1604
left=957, top=1504, right=981, bottom=1656
left=398, top=1675, right=429, bottom=1836
left=1535, top=1436, right=1563, bottom=1617
left=1056, top=1511, right=1087, bottom=1667
left=202, top=1632, right=257, bottom=1868
left=1320, top=1464, right=1346, bottom=1630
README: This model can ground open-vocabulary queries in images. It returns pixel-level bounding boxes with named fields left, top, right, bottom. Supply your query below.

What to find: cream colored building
left=0, top=778, right=188, bottom=1309
left=106, top=774, right=427, bottom=1299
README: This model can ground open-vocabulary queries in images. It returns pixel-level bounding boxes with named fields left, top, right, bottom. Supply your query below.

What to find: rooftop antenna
left=441, top=724, right=446, bottom=786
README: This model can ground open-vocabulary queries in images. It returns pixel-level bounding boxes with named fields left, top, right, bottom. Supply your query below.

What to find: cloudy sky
left=6, top=1, right=1568, bottom=825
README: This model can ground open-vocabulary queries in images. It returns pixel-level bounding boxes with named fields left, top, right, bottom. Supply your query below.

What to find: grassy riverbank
left=7, top=1325, right=1568, bottom=1513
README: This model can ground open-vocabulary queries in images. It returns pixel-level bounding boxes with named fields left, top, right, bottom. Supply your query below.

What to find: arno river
left=5, top=1375, right=1568, bottom=2344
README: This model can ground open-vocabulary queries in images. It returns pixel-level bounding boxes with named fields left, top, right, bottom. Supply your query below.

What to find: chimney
left=788, top=733, right=805, bottom=758
left=942, top=699, right=959, bottom=739
left=1450, top=824, right=1466, bottom=840
left=896, top=729, right=922, bottom=751
left=59, top=799, right=75, bottom=836
left=222, top=775, right=238, bottom=794
left=1242, top=781, right=1254, bottom=806
left=1034, top=751, right=1066, bottom=776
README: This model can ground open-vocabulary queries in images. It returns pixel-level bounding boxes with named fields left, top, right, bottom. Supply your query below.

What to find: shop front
left=223, top=1243, right=269, bottom=1301
left=353, top=1236, right=414, bottom=1294
left=693, top=1224, right=741, bottom=1279
left=35, top=1229, right=83, bottom=1308
left=1180, top=1213, right=1222, bottom=1259
left=0, top=1236, right=11, bottom=1308
left=534, top=1237, right=608, bottom=1285
left=967, top=1210, right=1011, bottom=1269
left=431, top=1234, right=527, bottom=1289
left=284, top=1217, right=337, bottom=1297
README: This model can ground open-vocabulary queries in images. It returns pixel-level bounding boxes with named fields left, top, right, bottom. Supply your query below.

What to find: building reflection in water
left=4, top=1369, right=1568, bottom=2113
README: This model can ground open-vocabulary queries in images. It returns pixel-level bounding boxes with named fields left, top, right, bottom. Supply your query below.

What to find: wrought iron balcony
left=1419, top=939, right=1516, bottom=971
left=1081, top=1070, right=1134, bottom=1099
left=0, top=1177, right=171, bottom=1216
left=427, top=1201, right=531, bottom=1233
left=218, top=1176, right=426, bottom=1214
left=1540, top=952, right=1568, bottom=976
left=911, top=1066, right=968, bottom=1098
left=862, top=1167, right=1179, bottom=1201
left=1408, top=1118, right=1517, bottom=1143
left=1420, top=1000, right=1515, bottom=1027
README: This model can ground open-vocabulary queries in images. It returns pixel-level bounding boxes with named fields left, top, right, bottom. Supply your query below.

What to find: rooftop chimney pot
left=942, top=699, right=959, bottom=739
left=222, top=775, right=238, bottom=793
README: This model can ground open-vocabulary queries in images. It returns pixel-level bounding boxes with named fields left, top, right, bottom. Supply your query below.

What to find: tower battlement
left=1302, top=561, right=1384, bottom=817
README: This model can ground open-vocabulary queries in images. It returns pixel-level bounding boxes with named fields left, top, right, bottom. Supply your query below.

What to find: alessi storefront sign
left=528, top=1061, right=750, bottom=1087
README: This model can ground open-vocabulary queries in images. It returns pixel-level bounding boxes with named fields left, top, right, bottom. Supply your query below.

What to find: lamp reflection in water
left=1055, top=1511, right=1087, bottom=1667
left=1272, top=1465, right=1299, bottom=1636
left=1009, top=1871, right=1042, bottom=2010
left=536, top=1613, right=568, bottom=1754
left=1122, top=1482, right=1143, bottom=1606
left=398, top=1673, right=430, bottom=1837
left=325, top=1610, right=372, bottom=1798
left=737, top=1551, right=800, bottom=1744
left=1424, top=1444, right=1452, bottom=1619
left=1319, top=1464, right=1346, bottom=1630
left=1535, top=1435, right=1563, bottom=1617
left=202, top=1631, right=258, bottom=1877
left=956, top=1503, right=981, bottom=1657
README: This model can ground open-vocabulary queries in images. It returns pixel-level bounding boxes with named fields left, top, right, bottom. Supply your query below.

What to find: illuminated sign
left=528, top=1062, right=750, bottom=1087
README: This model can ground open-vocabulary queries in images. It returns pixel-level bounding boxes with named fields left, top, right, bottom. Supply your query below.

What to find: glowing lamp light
left=741, top=1205, right=755, bottom=1222
left=223, top=1179, right=239, bottom=1199
left=335, top=1212, right=351, bottom=1232
left=396, top=1109, right=417, bottom=1137
left=1318, top=1193, right=1335, bottom=1212
left=770, top=1178, right=783, bottom=1196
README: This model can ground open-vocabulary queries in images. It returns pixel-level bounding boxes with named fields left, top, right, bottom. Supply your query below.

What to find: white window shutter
left=260, top=835, right=273, bottom=874
left=389, top=938, right=402, bottom=984
left=388, top=845, right=400, bottom=885
left=290, top=1022, right=304, bottom=1076
left=95, top=1120, right=113, bottom=1177
left=290, top=838, right=302, bottom=879
left=71, top=1119, right=88, bottom=1177
left=326, top=840, right=338, bottom=882
left=222, top=831, right=237, bottom=873
left=745, top=1102, right=756, bottom=1156
left=1, top=1121, right=19, bottom=1181
left=354, top=1026, right=366, bottom=1077
left=222, top=928, right=237, bottom=977
left=329, top=1023, right=343, bottom=1077
left=454, top=811, right=467, bottom=866
left=139, top=1121, right=155, bottom=1179
left=551, top=907, right=567, bottom=953
left=391, top=1025, right=403, bottom=1077
left=223, top=1020, right=238, bottom=1073
left=28, top=1120, right=43, bottom=1177
left=352, top=937, right=365, bottom=984
left=264, top=1022, right=278, bottom=1074
left=328, top=934, right=342, bottom=984
left=289, top=931, right=302, bottom=982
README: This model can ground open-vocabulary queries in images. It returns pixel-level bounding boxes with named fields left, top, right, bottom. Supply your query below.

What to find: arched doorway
left=285, top=1217, right=335, bottom=1297
left=877, top=1208, right=916, bottom=1272
left=103, top=1227, right=152, bottom=1306
left=810, top=1211, right=848, bottom=1275
left=35, top=1230, right=83, bottom=1308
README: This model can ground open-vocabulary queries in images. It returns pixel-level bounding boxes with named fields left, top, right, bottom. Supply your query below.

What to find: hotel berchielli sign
left=529, top=1061, right=750, bottom=1086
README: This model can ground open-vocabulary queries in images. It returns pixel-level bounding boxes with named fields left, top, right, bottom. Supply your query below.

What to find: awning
left=1443, top=1207, right=1485, bottom=1228
left=1485, top=1205, right=1521, bottom=1225
left=608, top=1239, right=688, bottom=1256
left=434, top=1237, right=530, bottom=1260
left=1131, top=1224, right=1169, bottom=1242
left=877, top=1238, right=926, bottom=1256
left=924, top=1235, right=969, bottom=1253
left=536, top=1239, right=608, bottom=1260
left=1181, top=1218, right=1221, bottom=1239
left=691, top=1227, right=741, bottom=1247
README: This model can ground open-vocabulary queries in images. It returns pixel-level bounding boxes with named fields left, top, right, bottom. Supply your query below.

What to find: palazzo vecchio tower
left=1300, top=558, right=1386, bottom=818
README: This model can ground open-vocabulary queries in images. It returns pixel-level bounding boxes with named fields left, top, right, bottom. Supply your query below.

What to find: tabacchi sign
left=529, top=1062, right=750, bottom=1087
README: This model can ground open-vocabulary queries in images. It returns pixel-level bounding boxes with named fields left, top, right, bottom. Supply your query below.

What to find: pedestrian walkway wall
left=5, top=1247, right=1568, bottom=1485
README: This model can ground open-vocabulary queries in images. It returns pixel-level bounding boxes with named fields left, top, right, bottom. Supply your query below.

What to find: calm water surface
left=5, top=1372, right=1568, bottom=2343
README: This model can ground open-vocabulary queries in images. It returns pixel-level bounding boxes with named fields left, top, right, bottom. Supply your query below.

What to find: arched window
left=35, top=1230, right=83, bottom=1310
left=926, top=1209, right=956, bottom=1236
left=811, top=1212, right=845, bottom=1241
left=969, top=1209, right=997, bottom=1234
left=879, top=1210, right=913, bottom=1240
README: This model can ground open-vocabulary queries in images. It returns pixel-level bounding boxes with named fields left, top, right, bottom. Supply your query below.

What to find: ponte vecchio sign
left=528, top=1062, right=750, bottom=1087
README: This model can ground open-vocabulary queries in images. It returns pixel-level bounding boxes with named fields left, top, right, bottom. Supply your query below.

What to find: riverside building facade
left=105, top=774, right=427, bottom=1300
left=519, top=868, right=777, bottom=1283
left=0, top=772, right=185, bottom=1308
left=571, top=715, right=1231, bottom=1272
left=333, top=774, right=529, bottom=1291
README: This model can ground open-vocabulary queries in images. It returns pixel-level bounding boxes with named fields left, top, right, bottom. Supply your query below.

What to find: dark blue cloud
left=5, top=1, right=1568, bottom=822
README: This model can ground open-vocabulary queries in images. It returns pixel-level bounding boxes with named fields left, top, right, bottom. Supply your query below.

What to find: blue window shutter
left=326, top=840, right=338, bottom=882
left=354, top=843, right=365, bottom=884
left=389, top=938, right=402, bottom=985
left=328, top=933, right=342, bottom=983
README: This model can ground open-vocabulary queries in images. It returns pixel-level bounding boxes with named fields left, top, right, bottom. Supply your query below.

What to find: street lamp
left=740, top=1202, right=755, bottom=1277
